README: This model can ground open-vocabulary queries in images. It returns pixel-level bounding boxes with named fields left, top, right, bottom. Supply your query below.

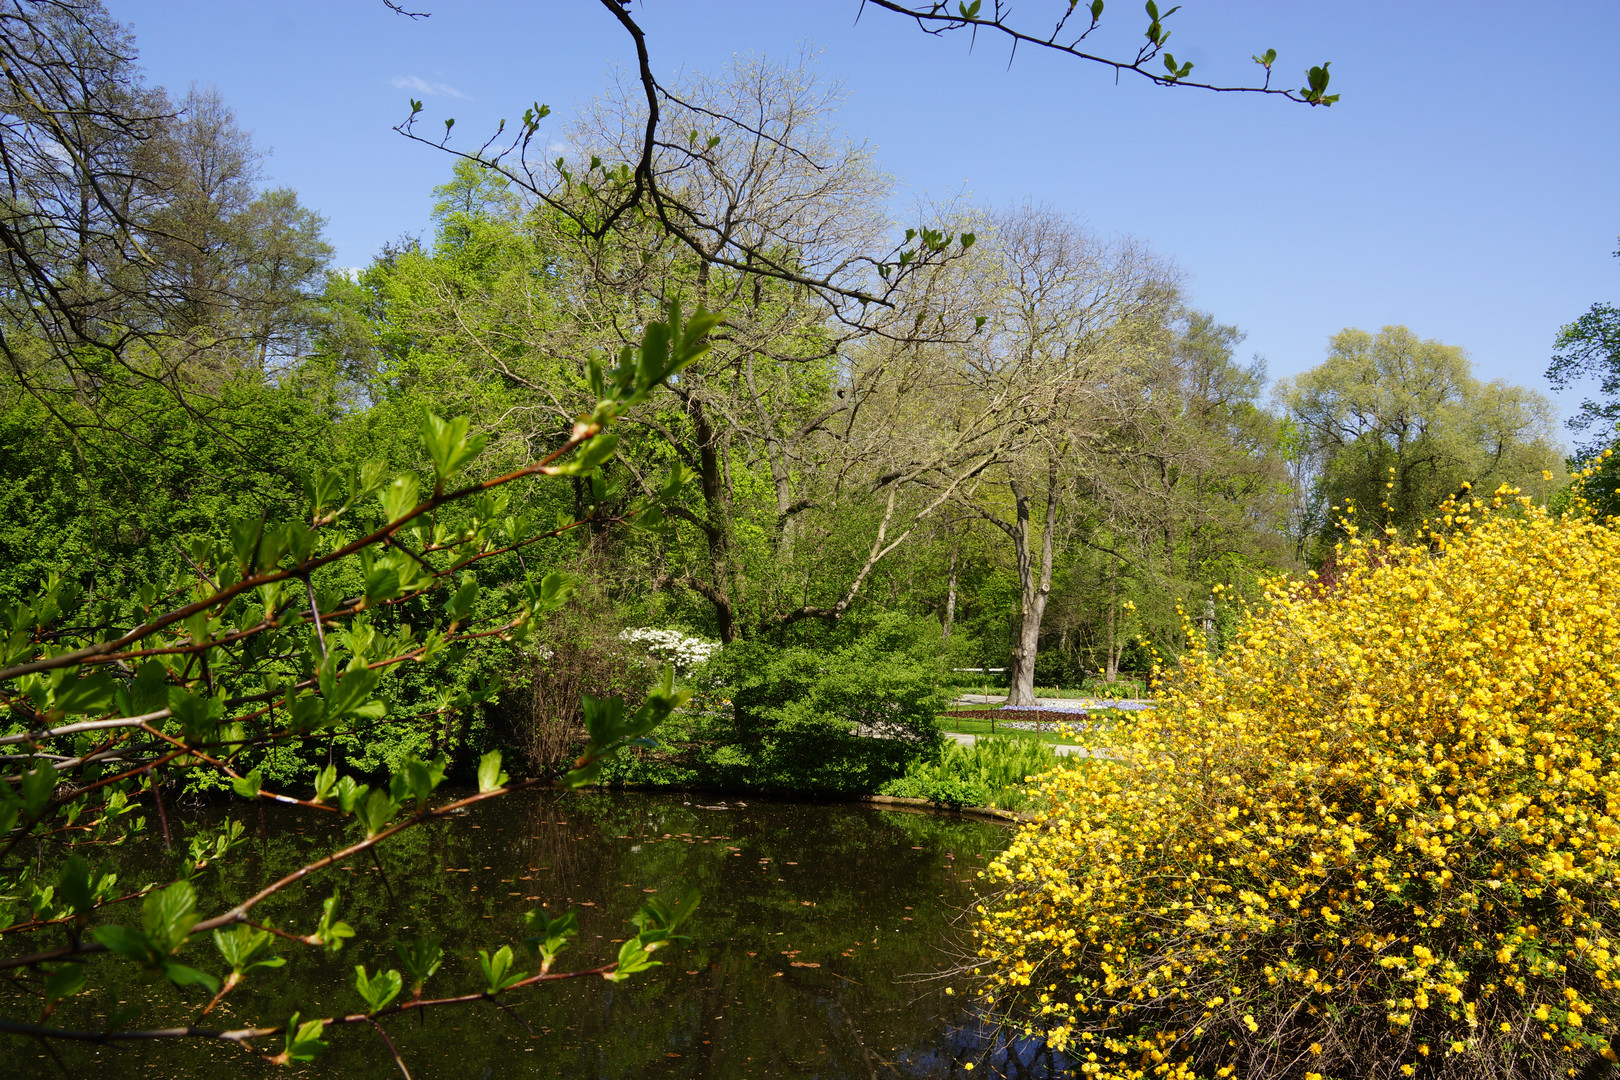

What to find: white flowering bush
left=618, top=628, right=719, bottom=674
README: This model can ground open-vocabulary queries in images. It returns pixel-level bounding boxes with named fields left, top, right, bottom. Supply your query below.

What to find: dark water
left=14, top=791, right=1063, bottom=1079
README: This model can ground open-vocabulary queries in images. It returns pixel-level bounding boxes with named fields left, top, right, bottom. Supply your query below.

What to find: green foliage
left=879, top=735, right=1075, bottom=811
left=611, top=615, right=946, bottom=793
left=279, top=1013, right=329, bottom=1063
left=396, top=937, right=443, bottom=996
left=609, top=890, right=699, bottom=983
left=89, top=882, right=220, bottom=994
left=354, top=964, right=404, bottom=1013
left=476, top=944, right=526, bottom=993
left=0, top=297, right=710, bottom=1062
left=1280, top=324, right=1562, bottom=558
left=312, top=892, right=356, bottom=953
left=521, top=908, right=578, bottom=974
left=1548, top=297, right=1620, bottom=458
left=212, top=925, right=285, bottom=979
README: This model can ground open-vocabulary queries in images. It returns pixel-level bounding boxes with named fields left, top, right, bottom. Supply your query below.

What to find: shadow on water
left=12, top=790, right=1068, bottom=1079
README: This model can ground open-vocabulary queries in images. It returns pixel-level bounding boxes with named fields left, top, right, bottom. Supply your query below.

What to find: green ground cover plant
left=879, top=735, right=1082, bottom=812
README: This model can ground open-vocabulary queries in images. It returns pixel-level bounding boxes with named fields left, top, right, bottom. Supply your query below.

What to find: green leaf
left=477, top=749, right=509, bottom=794
left=90, top=924, right=154, bottom=965
left=116, top=660, right=169, bottom=718
left=42, top=964, right=85, bottom=1011
left=282, top=1012, right=329, bottom=1063
left=378, top=474, right=421, bottom=525
left=284, top=691, right=328, bottom=734
left=322, top=659, right=383, bottom=721
left=355, top=965, right=403, bottom=1013
left=522, top=908, right=578, bottom=973
left=141, top=881, right=201, bottom=955
left=313, top=764, right=339, bottom=803
left=213, top=924, right=285, bottom=977
left=1090, top=0, right=1104, bottom=20
left=20, top=764, right=56, bottom=817
left=419, top=411, right=489, bottom=484
left=608, top=935, right=663, bottom=982
left=477, top=944, right=526, bottom=994
left=399, top=753, right=448, bottom=809
left=161, top=959, right=221, bottom=994
left=443, top=577, right=480, bottom=622
left=580, top=694, right=625, bottom=746
left=56, top=854, right=95, bottom=916
left=396, top=937, right=443, bottom=995
left=230, top=769, right=263, bottom=801
left=524, top=571, right=577, bottom=617
left=335, top=776, right=370, bottom=815
left=49, top=671, right=117, bottom=719
left=167, top=687, right=224, bottom=744
left=565, top=431, right=620, bottom=477
left=363, top=563, right=401, bottom=606
left=314, top=892, right=355, bottom=953
left=355, top=789, right=398, bottom=837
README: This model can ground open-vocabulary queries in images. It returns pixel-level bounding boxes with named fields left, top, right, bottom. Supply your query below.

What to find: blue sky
left=117, top=2, right=1619, bottom=439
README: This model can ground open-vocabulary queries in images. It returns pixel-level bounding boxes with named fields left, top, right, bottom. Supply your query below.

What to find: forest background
left=1, top=0, right=1613, bottom=795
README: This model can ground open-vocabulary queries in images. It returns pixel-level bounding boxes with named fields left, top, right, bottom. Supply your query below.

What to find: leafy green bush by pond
left=605, top=613, right=949, bottom=794
left=879, top=735, right=1075, bottom=811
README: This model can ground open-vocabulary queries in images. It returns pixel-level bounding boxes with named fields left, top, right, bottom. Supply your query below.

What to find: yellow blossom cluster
left=975, top=493, right=1620, bottom=1079
left=1562, top=447, right=1618, bottom=521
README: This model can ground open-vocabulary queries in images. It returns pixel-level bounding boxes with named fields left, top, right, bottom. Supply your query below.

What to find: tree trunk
left=942, top=544, right=959, bottom=640
left=684, top=391, right=738, bottom=642
left=1006, top=465, right=1059, bottom=706
left=1105, top=559, right=1119, bottom=683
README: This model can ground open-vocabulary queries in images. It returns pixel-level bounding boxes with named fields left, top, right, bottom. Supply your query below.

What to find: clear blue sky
left=117, top=1, right=1620, bottom=439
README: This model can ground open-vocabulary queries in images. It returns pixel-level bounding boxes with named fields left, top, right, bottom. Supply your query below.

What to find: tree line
left=1, top=13, right=1568, bottom=719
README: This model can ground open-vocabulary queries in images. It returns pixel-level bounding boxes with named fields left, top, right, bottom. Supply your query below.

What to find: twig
left=367, top=1017, right=411, bottom=1080
left=369, top=847, right=398, bottom=906
left=487, top=997, right=536, bottom=1038
left=305, top=576, right=328, bottom=661
left=145, top=766, right=171, bottom=850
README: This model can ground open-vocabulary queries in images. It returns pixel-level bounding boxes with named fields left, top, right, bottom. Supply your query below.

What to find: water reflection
left=17, top=791, right=1066, bottom=1078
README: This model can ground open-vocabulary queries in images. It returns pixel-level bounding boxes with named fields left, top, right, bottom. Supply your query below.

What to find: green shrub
left=608, top=613, right=948, bottom=794
left=880, top=735, right=1072, bottom=811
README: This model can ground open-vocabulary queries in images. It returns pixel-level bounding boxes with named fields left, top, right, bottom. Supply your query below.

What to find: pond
left=17, top=791, right=1065, bottom=1079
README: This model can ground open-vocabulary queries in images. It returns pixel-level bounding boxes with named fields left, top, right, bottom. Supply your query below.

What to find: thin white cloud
left=389, top=75, right=469, bottom=100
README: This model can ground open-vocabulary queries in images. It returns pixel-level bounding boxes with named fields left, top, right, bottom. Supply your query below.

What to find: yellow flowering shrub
left=975, top=494, right=1620, bottom=1079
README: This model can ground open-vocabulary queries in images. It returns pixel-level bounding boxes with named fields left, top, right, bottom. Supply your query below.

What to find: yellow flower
left=972, top=498, right=1620, bottom=1076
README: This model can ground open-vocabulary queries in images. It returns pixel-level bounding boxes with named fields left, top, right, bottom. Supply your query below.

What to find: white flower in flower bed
left=617, top=628, right=719, bottom=674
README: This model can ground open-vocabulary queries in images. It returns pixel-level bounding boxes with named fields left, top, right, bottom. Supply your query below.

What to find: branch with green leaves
left=0, top=302, right=717, bottom=1066
left=862, top=0, right=1339, bottom=104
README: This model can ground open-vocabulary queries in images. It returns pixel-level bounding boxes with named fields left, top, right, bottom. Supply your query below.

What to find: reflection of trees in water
left=22, top=791, right=1022, bottom=1079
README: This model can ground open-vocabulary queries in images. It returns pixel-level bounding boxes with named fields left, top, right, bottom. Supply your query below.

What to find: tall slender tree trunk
left=942, top=543, right=959, bottom=640
left=1105, top=558, right=1120, bottom=683
left=1006, top=465, right=1059, bottom=706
